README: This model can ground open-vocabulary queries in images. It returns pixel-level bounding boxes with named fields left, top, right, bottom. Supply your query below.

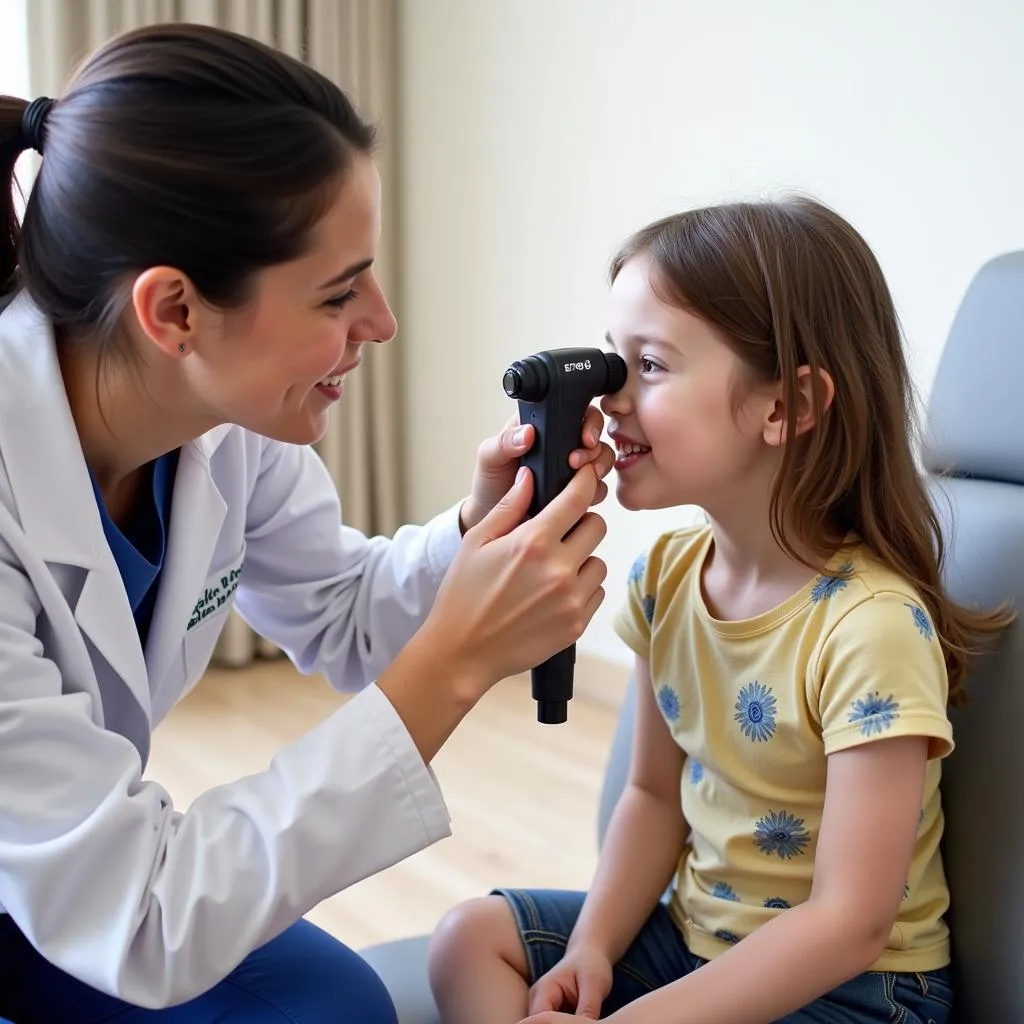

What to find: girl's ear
left=763, top=365, right=835, bottom=447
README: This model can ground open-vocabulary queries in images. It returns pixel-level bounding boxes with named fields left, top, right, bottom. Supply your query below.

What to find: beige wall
left=396, top=0, right=1024, bottom=668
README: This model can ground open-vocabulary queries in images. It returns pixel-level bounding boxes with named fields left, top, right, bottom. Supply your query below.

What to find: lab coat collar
left=0, top=291, right=230, bottom=716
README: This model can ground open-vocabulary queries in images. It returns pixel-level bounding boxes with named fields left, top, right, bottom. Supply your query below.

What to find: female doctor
left=0, top=22, right=614, bottom=1024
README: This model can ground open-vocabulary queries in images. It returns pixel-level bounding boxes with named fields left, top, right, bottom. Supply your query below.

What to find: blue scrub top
left=89, top=450, right=179, bottom=646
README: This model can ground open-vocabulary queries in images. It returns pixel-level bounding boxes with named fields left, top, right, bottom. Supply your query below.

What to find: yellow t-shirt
left=613, top=526, right=953, bottom=972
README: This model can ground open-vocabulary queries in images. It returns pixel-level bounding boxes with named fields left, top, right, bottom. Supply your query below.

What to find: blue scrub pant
left=0, top=915, right=396, bottom=1023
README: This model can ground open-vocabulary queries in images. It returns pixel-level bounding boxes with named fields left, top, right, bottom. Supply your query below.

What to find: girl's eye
left=325, top=289, right=358, bottom=310
left=639, top=356, right=659, bottom=373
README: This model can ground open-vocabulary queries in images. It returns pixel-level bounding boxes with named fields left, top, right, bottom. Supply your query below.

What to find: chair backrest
left=922, top=250, right=1024, bottom=1023
left=597, top=677, right=636, bottom=847
left=593, top=251, right=1024, bottom=1020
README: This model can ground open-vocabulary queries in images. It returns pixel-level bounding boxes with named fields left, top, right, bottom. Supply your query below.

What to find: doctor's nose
left=367, top=298, right=398, bottom=345
left=350, top=274, right=398, bottom=345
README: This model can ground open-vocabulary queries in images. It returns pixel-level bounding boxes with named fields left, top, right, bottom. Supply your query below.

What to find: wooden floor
left=145, top=659, right=618, bottom=950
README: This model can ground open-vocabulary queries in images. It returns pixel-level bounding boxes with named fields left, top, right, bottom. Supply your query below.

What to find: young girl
left=427, top=197, right=1011, bottom=1023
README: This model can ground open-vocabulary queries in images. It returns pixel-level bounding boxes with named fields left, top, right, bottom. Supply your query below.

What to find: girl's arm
left=609, top=734, right=929, bottom=1024
left=566, top=655, right=689, bottom=964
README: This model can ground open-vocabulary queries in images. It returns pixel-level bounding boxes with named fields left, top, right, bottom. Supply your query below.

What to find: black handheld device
left=502, top=347, right=627, bottom=724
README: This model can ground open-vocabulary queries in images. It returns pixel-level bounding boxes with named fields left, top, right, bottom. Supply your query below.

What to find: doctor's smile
left=314, top=357, right=361, bottom=403
left=0, top=21, right=615, bottom=1024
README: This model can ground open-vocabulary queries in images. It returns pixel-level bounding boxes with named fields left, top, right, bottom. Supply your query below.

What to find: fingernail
left=513, top=427, right=528, bottom=446
left=515, top=466, right=528, bottom=486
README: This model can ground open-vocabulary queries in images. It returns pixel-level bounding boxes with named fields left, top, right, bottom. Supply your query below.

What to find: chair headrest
left=922, top=250, right=1024, bottom=486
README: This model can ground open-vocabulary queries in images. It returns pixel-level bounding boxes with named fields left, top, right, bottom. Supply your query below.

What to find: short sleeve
left=612, top=542, right=662, bottom=659
left=813, top=592, right=953, bottom=760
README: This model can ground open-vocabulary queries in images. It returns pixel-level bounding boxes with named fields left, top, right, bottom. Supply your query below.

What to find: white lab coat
left=0, top=292, right=463, bottom=1007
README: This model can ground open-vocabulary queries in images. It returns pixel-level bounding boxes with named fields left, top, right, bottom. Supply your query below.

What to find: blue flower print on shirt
left=763, top=897, right=791, bottom=910
left=657, top=685, right=680, bottom=721
left=848, top=692, right=900, bottom=737
left=906, top=602, right=935, bottom=641
left=689, top=758, right=704, bottom=784
left=715, top=929, right=741, bottom=944
left=810, top=560, right=854, bottom=603
left=753, top=810, right=811, bottom=860
left=712, top=881, right=739, bottom=901
left=642, top=594, right=656, bottom=624
left=734, top=681, right=778, bottom=742
left=628, top=553, right=647, bottom=585
left=902, top=882, right=910, bottom=902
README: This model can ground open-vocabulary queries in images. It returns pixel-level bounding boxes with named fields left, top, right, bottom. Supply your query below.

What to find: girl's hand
left=525, top=945, right=613, bottom=1021
left=519, top=1015, right=598, bottom=1024
left=425, top=463, right=607, bottom=693
left=459, top=406, right=614, bottom=533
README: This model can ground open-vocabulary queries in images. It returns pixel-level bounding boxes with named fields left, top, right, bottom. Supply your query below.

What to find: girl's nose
left=600, top=383, right=632, bottom=417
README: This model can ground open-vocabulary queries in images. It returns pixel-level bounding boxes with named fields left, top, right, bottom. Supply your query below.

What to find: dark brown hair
left=1, top=22, right=375, bottom=350
left=612, top=197, right=1012, bottom=706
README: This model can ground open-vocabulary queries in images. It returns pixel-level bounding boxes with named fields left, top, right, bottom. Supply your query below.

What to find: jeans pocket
left=890, top=969, right=953, bottom=1023
left=915, top=970, right=953, bottom=1010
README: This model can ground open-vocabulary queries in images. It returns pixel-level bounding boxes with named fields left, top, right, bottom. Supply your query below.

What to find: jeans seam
left=521, top=928, right=568, bottom=985
left=898, top=970, right=953, bottom=1014
left=613, top=917, right=699, bottom=993
left=884, top=971, right=908, bottom=1024
left=519, top=931, right=666, bottom=994
left=923, top=990, right=953, bottom=1011
left=614, top=959, right=663, bottom=992
left=924, top=972, right=953, bottom=1011
left=519, top=891, right=543, bottom=933
left=222, top=976, right=303, bottom=1023
left=523, top=929, right=571, bottom=946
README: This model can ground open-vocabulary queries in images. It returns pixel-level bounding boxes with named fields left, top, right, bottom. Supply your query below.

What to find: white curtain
left=26, top=0, right=405, bottom=666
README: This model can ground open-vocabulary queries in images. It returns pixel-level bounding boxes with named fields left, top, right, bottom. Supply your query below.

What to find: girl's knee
left=428, top=895, right=523, bottom=982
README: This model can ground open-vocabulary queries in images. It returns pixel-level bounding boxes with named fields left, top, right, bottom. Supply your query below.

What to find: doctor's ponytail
left=0, top=97, right=34, bottom=295
left=1, top=22, right=376, bottom=349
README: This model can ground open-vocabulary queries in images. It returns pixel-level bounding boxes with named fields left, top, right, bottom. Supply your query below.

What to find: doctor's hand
left=379, top=465, right=605, bottom=762
left=429, top=462, right=607, bottom=691
left=458, top=406, right=614, bottom=534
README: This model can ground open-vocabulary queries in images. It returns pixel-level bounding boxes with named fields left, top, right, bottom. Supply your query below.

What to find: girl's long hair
left=612, top=197, right=1012, bottom=706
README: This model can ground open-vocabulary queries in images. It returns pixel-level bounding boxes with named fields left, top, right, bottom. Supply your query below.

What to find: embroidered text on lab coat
left=187, top=563, right=242, bottom=629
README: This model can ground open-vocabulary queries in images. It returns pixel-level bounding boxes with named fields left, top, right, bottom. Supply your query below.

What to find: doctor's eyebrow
left=318, top=258, right=374, bottom=290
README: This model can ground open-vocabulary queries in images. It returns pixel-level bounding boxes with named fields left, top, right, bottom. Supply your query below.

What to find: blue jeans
left=0, top=913, right=396, bottom=1023
left=495, top=889, right=953, bottom=1023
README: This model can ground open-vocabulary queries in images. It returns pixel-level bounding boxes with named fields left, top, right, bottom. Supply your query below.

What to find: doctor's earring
left=177, top=343, right=186, bottom=354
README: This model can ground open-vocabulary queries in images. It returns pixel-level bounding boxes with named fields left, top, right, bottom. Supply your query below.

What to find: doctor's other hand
left=458, top=406, right=614, bottom=534
left=431, top=462, right=607, bottom=691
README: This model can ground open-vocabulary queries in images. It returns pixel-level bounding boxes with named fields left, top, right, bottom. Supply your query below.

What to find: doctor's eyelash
left=325, top=290, right=358, bottom=309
